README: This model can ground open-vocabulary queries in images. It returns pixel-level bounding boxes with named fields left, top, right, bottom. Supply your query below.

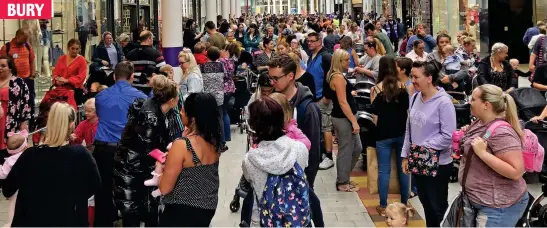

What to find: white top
left=406, top=50, right=429, bottom=62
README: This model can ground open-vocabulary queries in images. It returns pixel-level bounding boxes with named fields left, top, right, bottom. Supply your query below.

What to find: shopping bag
left=366, top=147, right=400, bottom=195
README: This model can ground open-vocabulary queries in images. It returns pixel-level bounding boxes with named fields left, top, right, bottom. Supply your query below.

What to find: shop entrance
left=488, top=0, right=533, bottom=63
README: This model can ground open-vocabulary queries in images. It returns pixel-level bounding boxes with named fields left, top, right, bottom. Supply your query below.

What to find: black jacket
left=183, top=29, right=199, bottom=52
left=92, top=41, right=123, bottom=66
left=290, top=83, right=321, bottom=187
left=113, top=98, right=170, bottom=218
left=477, top=55, right=517, bottom=91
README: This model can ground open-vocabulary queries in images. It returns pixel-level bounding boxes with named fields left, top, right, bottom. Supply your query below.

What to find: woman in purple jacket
left=401, top=61, right=456, bottom=227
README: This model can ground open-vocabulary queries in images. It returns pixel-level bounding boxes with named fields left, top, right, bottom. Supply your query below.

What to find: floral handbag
left=407, top=95, right=441, bottom=177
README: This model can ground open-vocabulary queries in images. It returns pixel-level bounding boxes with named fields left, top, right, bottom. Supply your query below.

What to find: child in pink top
left=269, top=93, right=311, bottom=150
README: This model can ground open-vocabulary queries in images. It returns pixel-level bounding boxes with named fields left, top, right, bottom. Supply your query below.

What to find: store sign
left=0, top=0, right=53, bottom=19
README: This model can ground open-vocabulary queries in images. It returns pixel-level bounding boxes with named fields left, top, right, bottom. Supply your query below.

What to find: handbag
left=441, top=143, right=476, bottom=227
left=366, top=147, right=400, bottom=194
left=407, top=94, right=441, bottom=177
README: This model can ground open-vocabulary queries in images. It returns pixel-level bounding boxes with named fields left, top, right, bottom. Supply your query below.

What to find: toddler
left=269, top=93, right=311, bottom=150
left=510, top=58, right=531, bottom=81
left=193, top=42, right=209, bottom=65
left=71, top=98, right=99, bottom=151
left=385, top=202, right=414, bottom=227
left=442, top=45, right=465, bottom=75
left=1, top=130, right=30, bottom=227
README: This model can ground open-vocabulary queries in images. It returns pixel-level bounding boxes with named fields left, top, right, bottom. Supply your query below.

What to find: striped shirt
left=126, top=45, right=165, bottom=94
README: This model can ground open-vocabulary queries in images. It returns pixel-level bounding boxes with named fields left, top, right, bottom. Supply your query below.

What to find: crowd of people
left=0, top=11, right=544, bottom=228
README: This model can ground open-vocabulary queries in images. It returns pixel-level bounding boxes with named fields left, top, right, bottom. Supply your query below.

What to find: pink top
left=285, top=119, right=311, bottom=151
left=0, top=152, right=22, bottom=179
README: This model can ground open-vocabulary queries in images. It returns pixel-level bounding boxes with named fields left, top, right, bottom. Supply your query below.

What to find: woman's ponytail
left=504, top=93, right=524, bottom=139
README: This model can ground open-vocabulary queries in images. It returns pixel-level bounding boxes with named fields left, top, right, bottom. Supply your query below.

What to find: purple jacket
left=402, top=88, right=456, bottom=165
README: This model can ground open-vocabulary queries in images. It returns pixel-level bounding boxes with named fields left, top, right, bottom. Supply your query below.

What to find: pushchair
left=448, top=91, right=472, bottom=183
left=229, top=121, right=255, bottom=213
left=229, top=69, right=258, bottom=134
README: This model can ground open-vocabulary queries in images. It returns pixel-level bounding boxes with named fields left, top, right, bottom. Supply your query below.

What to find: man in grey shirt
left=355, top=40, right=381, bottom=82
left=323, top=27, right=339, bottom=54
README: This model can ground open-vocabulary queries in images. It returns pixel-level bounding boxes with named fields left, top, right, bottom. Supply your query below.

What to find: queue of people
left=0, top=11, right=543, bottom=228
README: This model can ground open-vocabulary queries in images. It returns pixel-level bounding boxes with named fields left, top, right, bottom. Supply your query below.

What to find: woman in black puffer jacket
left=113, top=75, right=180, bottom=227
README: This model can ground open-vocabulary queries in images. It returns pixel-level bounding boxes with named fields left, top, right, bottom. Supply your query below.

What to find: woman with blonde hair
left=324, top=49, right=361, bottom=192
left=3, top=102, right=100, bottom=226
left=456, top=84, right=528, bottom=226
left=178, top=51, right=203, bottom=101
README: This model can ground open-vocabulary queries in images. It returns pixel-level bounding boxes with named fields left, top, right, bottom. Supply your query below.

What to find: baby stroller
left=230, top=69, right=256, bottom=134
left=229, top=121, right=255, bottom=213
left=350, top=76, right=376, bottom=171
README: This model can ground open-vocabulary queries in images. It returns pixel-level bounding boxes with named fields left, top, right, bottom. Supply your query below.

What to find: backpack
left=486, top=121, right=545, bottom=173
left=5, top=42, right=31, bottom=65
left=296, top=97, right=319, bottom=129
left=257, top=162, right=311, bottom=227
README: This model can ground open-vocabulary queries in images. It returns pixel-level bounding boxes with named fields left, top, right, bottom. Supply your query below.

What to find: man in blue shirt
left=92, top=61, right=147, bottom=227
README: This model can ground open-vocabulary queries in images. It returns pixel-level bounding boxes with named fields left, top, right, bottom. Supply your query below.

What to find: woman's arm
left=331, top=74, right=357, bottom=124
left=81, top=147, right=101, bottom=197
left=476, top=63, right=489, bottom=86
left=3, top=148, right=31, bottom=198
left=159, top=139, right=186, bottom=194
left=351, top=50, right=359, bottom=68
left=475, top=149, right=524, bottom=180
left=67, top=57, right=87, bottom=88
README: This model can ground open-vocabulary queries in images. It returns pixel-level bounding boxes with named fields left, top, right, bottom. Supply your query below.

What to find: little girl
left=269, top=93, right=311, bottom=150
left=0, top=130, right=30, bottom=227
left=385, top=202, right=414, bottom=227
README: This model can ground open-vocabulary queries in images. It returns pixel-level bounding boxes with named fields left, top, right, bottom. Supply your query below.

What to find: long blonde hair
left=43, top=102, right=76, bottom=147
left=374, top=38, right=386, bottom=56
left=178, top=52, right=201, bottom=81
left=269, top=93, right=292, bottom=124
left=328, top=49, right=350, bottom=79
left=477, top=84, right=523, bottom=138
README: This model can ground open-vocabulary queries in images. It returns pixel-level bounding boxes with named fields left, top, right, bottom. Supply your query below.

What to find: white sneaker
left=319, top=157, right=334, bottom=170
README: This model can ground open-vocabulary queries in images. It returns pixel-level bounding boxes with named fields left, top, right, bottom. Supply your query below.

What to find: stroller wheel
left=229, top=197, right=240, bottom=213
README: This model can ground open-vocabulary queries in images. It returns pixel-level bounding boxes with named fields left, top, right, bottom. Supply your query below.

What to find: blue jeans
left=471, top=192, right=529, bottom=227
left=376, top=136, right=409, bottom=208
left=223, top=93, right=232, bottom=142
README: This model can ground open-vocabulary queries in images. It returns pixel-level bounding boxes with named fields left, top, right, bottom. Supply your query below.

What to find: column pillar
left=310, top=0, right=314, bottom=14
left=162, top=0, right=183, bottom=67
left=222, top=0, right=230, bottom=19
left=279, top=0, right=283, bottom=15
left=231, top=0, right=236, bottom=18
left=287, top=0, right=291, bottom=14
left=297, top=0, right=301, bottom=14
left=206, top=0, right=217, bottom=24
left=236, top=0, right=241, bottom=17
left=267, top=0, right=271, bottom=14
left=273, top=0, right=276, bottom=14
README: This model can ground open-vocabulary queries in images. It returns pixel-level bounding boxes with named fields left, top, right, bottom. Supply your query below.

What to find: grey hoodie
left=290, top=82, right=321, bottom=187
left=243, top=135, right=309, bottom=225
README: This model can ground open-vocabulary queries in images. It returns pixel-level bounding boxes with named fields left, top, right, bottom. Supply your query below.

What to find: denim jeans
left=471, top=192, right=529, bottom=227
left=223, top=93, right=232, bottom=142
left=376, top=136, right=409, bottom=208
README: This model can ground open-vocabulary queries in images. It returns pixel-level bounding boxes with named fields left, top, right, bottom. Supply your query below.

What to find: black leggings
left=160, top=204, right=216, bottom=227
